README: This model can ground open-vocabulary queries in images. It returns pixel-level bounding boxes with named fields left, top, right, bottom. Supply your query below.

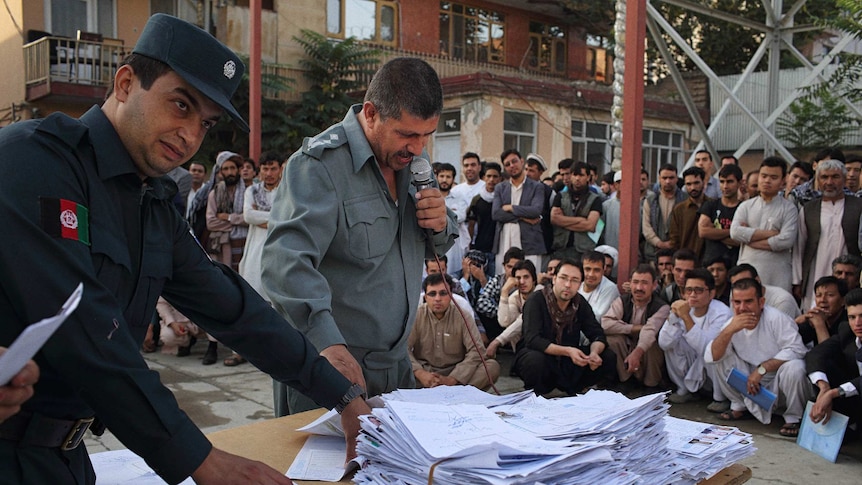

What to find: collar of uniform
left=80, top=106, right=139, bottom=181
left=343, top=104, right=378, bottom=174
left=80, top=106, right=174, bottom=200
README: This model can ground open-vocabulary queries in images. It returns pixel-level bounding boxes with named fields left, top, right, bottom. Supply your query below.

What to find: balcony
left=262, top=43, right=592, bottom=105
left=23, top=35, right=125, bottom=104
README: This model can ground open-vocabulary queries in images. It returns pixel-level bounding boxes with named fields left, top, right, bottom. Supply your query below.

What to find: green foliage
left=777, top=89, right=860, bottom=153
left=808, top=0, right=862, bottom=103
left=282, top=30, right=380, bottom=149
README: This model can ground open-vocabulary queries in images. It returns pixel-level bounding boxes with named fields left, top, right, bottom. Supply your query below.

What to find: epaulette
left=302, top=123, right=348, bottom=160
left=34, top=112, right=88, bottom=149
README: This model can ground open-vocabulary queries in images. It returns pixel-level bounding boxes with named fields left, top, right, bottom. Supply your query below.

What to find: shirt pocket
left=441, top=330, right=464, bottom=356
left=343, top=193, right=391, bottom=260
left=89, top=230, right=131, bottom=298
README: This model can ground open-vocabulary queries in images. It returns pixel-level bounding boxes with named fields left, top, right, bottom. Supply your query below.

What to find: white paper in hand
left=0, top=282, right=82, bottom=386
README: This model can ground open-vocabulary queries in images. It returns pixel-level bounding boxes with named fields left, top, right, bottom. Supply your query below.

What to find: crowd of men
left=421, top=146, right=862, bottom=441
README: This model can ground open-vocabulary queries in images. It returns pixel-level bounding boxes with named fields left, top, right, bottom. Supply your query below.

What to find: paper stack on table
left=344, top=389, right=755, bottom=485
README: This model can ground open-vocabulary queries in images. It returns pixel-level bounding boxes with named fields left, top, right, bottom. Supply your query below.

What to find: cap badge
left=223, top=60, right=236, bottom=79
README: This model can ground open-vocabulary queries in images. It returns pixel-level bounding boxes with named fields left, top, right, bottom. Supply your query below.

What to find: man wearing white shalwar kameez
left=659, top=269, right=733, bottom=409
left=239, top=156, right=284, bottom=301
left=705, top=279, right=813, bottom=430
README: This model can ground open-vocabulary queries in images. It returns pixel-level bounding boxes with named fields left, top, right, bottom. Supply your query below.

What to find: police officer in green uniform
left=263, top=58, right=457, bottom=416
left=0, top=14, right=369, bottom=485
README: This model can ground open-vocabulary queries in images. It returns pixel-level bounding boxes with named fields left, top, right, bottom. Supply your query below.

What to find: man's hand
left=624, top=348, right=644, bottom=373
left=746, top=369, right=763, bottom=395
left=414, top=188, right=448, bottom=233
left=414, top=369, right=439, bottom=388
left=502, top=204, right=514, bottom=212
left=217, top=212, right=230, bottom=221
left=437, top=375, right=460, bottom=386
left=320, top=345, right=366, bottom=389
left=501, top=276, right=518, bottom=295
left=670, top=300, right=690, bottom=318
left=620, top=281, right=632, bottom=294
left=568, top=347, right=590, bottom=367
left=657, top=240, right=673, bottom=250
left=485, top=339, right=501, bottom=358
left=729, top=313, right=758, bottom=333
left=587, top=351, right=603, bottom=371
left=191, top=447, right=293, bottom=484
left=0, top=348, right=38, bottom=423
left=339, top=397, right=372, bottom=462
left=520, top=217, right=540, bottom=225
left=810, top=382, right=836, bottom=425
left=804, top=309, right=828, bottom=330
left=168, top=322, right=188, bottom=335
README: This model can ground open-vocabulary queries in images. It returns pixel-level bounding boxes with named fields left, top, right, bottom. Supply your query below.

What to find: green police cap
left=132, top=13, right=249, bottom=132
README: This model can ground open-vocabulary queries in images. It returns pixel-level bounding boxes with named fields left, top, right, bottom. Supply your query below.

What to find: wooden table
left=207, top=409, right=751, bottom=484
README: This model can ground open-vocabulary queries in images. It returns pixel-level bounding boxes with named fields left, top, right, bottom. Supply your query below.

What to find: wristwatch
left=757, top=365, right=767, bottom=376
left=335, top=383, right=366, bottom=414
left=836, top=387, right=846, bottom=398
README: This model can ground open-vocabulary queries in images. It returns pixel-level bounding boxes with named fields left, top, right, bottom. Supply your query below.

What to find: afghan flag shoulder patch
left=40, top=197, right=90, bottom=246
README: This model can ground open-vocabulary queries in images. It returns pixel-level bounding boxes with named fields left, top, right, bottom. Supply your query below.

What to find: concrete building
left=1, top=0, right=705, bottom=180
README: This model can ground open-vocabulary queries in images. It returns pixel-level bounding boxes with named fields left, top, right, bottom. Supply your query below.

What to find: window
left=527, top=21, right=566, bottom=73
left=327, top=0, right=398, bottom=46
left=642, top=128, right=684, bottom=181
left=504, top=111, right=535, bottom=155
left=46, top=0, right=115, bottom=37
left=439, top=2, right=505, bottom=63
left=571, top=120, right=611, bottom=174
left=585, top=34, right=610, bottom=82
left=151, top=0, right=211, bottom=29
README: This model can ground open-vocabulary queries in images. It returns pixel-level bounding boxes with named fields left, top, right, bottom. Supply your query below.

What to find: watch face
left=758, top=366, right=767, bottom=375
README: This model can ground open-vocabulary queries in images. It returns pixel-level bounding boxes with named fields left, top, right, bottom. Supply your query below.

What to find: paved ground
left=86, top=345, right=862, bottom=484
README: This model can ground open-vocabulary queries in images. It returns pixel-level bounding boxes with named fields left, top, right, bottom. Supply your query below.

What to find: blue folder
left=726, top=367, right=777, bottom=410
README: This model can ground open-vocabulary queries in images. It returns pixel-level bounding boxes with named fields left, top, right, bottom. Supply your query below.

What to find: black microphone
left=409, top=156, right=436, bottom=192
left=410, top=156, right=437, bottom=241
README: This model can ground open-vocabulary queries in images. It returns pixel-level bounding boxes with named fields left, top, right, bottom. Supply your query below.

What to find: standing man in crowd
left=450, top=152, right=484, bottom=254
left=263, top=57, right=457, bottom=415
left=550, top=161, right=603, bottom=261
left=793, top=159, right=862, bottom=309
left=493, top=149, right=546, bottom=273
left=239, top=152, right=284, bottom=301
left=185, top=161, right=207, bottom=219
left=643, top=164, right=686, bottom=262
left=206, top=153, right=248, bottom=271
left=692, top=150, right=722, bottom=199
left=467, top=162, right=501, bottom=277
left=669, top=166, right=708, bottom=258
left=731, top=157, right=798, bottom=292
left=0, top=14, right=369, bottom=484
left=698, top=164, right=742, bottom=265
left=436, top=162, right=463, bottom=275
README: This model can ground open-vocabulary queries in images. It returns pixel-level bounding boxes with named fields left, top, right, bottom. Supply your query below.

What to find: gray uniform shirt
left=262, top=105, right=457, bottom=394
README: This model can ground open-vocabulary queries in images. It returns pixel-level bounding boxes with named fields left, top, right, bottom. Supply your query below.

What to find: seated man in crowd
left=514, top=259, right=615, bottom=395
left=425, top=255, right=467, bottom=298
left=601, top=265, right=670, bottom=391
left=705, top=278, right=812, bottom=438
left=806, top=288, right=862, bottom=431
left=475, top=247, right=525, bottom=340
left=662, top=249, right=698, bottom=303
left=706, top=256, right=732, bottom=305
left=655, top=248, right=676, bottom=292
left=658, top=269, right=733, bottom=411
left=156, top=297, right=207, bottom=357
left=579, top=250, right=621, bottom=320
left=409, top=273, right=500, bottom=390
left=727, top=264, right=801, bottom=319
left=796, top=276, right=848, bottom=347
left=832, top=254, right=861, bottom=290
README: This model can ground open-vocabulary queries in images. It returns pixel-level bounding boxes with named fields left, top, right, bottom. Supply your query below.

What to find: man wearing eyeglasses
left=514, top=259, right=616, bottom=395
left=659, top=268, right=734, bottom=412
left=409, top=273, right=499, bottom=390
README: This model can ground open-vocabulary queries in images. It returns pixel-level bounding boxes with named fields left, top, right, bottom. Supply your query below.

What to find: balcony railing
left=23, top=36, right=125, bottom=100
left=262, top=44, right=581, bottom=104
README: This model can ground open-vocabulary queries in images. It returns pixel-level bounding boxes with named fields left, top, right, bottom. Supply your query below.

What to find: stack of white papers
left=342, top=389, right=755, bottom=484
left=664, top=416, right=756, bottom=483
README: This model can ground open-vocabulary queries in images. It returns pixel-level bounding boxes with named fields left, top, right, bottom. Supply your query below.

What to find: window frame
left=503, top=110, right=536, bottom=156
left=45, top=0, right=116, bottom=38
left=641, top=128, right=685, bottom=182
left=527, top=20, right=566, bottom=74
left=439, top=1, right=505, bottom=64
left=327, top=0, right=399, bottom=47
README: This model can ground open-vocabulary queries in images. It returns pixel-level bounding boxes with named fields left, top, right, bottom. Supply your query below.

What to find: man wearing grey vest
left=642, top=164, right=686, bottom=262
left=792, top=159, right=862, bottom=310
left=551, top=161, right=603, bottom=261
